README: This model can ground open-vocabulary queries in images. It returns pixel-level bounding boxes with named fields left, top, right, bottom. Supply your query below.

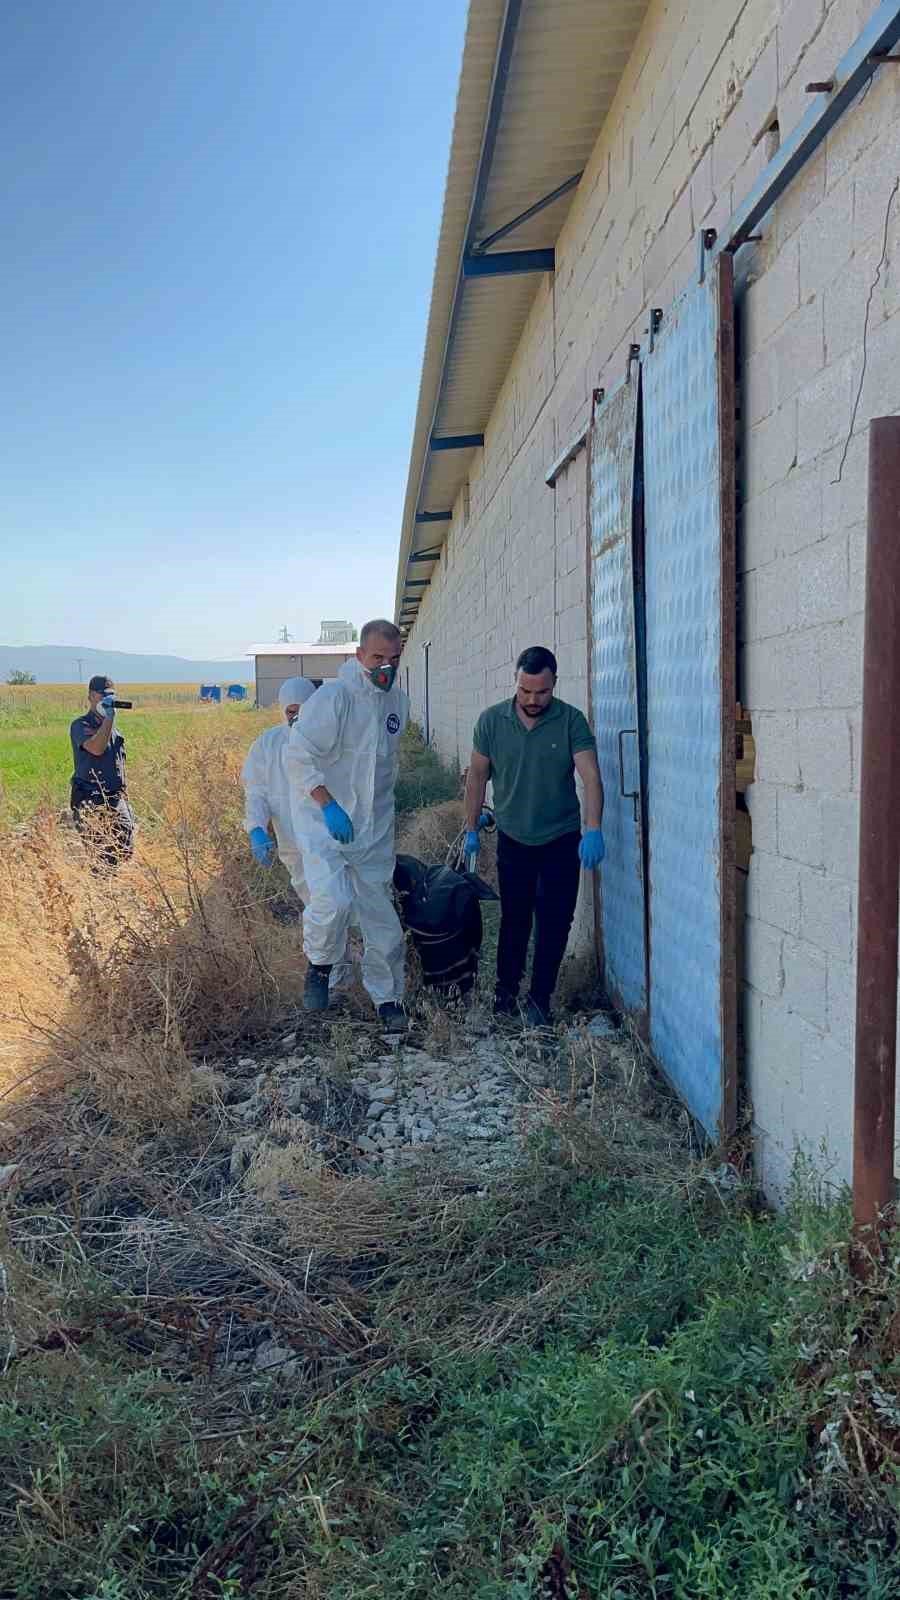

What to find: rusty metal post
left=852, top=417, right=900, bottom=1259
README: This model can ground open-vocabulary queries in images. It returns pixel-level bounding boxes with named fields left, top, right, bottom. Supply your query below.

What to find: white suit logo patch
left=386, top=713, right=401, bottom=734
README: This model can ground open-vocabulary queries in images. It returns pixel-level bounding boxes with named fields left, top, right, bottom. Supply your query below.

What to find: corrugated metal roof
left=395, top=0, right=649, bottom=625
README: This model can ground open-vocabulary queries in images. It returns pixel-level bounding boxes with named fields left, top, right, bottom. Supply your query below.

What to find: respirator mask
left=367, top=663, right=397, bottom=692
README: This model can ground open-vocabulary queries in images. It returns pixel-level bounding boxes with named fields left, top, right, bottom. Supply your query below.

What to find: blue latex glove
left=464, top=829, right=481, bottom=858
left=478, top=810, right=492, bottom=829
left=249, top=826, right=275, bottom=866
left=579, top=828, right=606, bottom=869
left=323, top=800, right=354, bottom=844
left=99, top=694, right=116, bottom=721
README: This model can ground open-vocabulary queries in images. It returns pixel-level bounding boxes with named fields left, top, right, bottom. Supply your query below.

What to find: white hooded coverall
left=241, top=678, right=317, bottom=902
left=242, top=678, right=353, bottom=990
left=287, top=658, right=409, bottom=1007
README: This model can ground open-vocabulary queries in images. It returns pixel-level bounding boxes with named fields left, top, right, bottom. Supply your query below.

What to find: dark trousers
left=495, top=829, right=581, bottom=1009
left=72, top=791, right=135, bottom=870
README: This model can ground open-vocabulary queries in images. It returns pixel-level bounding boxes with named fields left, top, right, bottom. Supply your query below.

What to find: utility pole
left=75, top=657, right=84, bottom=681
left=277, top=625, right=292, bottom=643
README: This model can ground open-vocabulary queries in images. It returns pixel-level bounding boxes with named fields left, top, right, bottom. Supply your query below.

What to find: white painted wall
left=402, top=0, right=900, bottom=1195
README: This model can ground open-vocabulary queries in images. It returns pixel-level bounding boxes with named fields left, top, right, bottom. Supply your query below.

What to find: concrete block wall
left=402, top=0, right=900, bottom=1194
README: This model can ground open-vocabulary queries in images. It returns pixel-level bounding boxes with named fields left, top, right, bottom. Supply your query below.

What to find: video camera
left=105, top=699, right=133, bottom=709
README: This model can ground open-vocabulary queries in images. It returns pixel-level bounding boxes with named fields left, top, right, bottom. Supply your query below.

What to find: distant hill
left=0, top=645, right=252, bottom=685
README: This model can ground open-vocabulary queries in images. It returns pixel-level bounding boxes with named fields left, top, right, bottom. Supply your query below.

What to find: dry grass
left=0, top=729, right=302, bottom=1114
left=0, top=717, right=695, bottom=1386
left=397, top=796, right=500, bottom=892
left=2, top=736, right=898, bottom=1596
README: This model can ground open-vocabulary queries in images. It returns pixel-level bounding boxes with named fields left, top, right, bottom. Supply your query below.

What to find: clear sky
left=2, top=0, right=466, bottom=657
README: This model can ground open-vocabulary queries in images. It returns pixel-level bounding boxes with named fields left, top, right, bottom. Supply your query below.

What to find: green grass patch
left=395, top=722, right=460, bottom=815
left=0, top=685, right=267, bottom=823
left=3, top=1146, right=898, bottom=1599
left=1, top=695, right=455, bottom=826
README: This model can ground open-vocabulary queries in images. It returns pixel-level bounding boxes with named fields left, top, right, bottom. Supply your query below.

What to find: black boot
left=377, top=1001, right=407, bottom=1034
left=304, top=964, right=332, bottom=1012
left=520, top=994, right=551, bottom=1028
left=493, top=987, right=518, bottom=1018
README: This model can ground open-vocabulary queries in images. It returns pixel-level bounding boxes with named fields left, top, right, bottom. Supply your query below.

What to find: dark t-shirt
left=473, top=696, right=596, bottom=846
left=70, top=711, right=127, bottom=800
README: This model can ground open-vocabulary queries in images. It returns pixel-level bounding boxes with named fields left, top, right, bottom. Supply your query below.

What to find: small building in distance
left=318, top=620, right=356, bottom=645
left=248, top=643, right=357, bottom=708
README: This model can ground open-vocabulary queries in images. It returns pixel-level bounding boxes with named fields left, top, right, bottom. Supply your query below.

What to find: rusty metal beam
left=852, top=416, right=900, bottom=1260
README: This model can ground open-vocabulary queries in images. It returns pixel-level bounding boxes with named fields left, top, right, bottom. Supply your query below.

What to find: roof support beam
left=430, top=433, right=484, bottom=451
left=404, top=580, right=429, bottom=588
left=465, top=0, right=524, bottom=253
left=407, top=549, right=441, bottom=563
left=471, top=171, right=582, bottom=253
left=463, top=248, right=555, bottom=277
left=415, top=510, right=452, bottom=523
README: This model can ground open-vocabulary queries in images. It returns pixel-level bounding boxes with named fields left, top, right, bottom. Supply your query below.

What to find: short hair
left=88, top=674, right=113, bottom=694
left=516, top=645, right=557, bottom=678
left=359, top=619, right=402, bottom=648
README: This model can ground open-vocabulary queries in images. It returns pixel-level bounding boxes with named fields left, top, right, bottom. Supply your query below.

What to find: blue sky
left=2, top=0, right=466, bottom=657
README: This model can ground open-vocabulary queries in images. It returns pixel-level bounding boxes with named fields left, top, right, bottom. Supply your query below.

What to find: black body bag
left=394, top=854, right=498, bottom=996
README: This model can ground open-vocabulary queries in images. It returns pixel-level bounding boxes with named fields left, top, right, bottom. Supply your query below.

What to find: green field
left=0, top=683, right=268, bottom=823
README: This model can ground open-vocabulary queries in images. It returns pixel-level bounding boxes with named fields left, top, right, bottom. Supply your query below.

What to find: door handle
left=617, top=729, right=639, bottom=800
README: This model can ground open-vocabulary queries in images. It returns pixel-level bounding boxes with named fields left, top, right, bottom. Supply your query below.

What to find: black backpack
left=394, top=854, right=498, bottom=996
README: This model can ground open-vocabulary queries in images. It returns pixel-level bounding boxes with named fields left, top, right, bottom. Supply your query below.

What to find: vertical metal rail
left=631, top=377, right=652, bottom=1028
left=852, top=417, right=900, bottom=1256
left=423, top=642, right=431, bottom=746
left=716, top=255, right=739, bottom=1140
left=584, top=399, right=606, bottom=994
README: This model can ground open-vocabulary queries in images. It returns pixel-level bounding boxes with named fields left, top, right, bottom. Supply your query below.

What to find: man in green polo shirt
left=463, top=645, right=605, bottom=1025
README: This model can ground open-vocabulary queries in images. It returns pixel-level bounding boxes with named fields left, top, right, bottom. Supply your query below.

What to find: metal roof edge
left=393, top=0, right=508, bottom=623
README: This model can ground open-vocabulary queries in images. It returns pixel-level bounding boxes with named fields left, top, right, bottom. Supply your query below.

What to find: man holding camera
left=69, top=674, right=134, bottom=866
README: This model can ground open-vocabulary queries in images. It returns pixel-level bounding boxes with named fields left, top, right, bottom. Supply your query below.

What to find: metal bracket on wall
left=698, top=227, right=717, bottom=283
left=648, top=308, right=664, bottom=354
left=545, top=424, right=589, bottom=487
left=627, top=342, right=641, bottom=379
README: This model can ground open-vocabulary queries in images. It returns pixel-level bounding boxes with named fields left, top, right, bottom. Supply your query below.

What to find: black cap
left=88, top=674, right=113, bottom=694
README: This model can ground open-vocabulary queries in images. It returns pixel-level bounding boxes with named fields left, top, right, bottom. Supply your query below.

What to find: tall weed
left=1, top=730, right=301, bottom=1121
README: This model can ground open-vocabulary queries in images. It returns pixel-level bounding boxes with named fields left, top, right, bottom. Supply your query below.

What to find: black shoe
left=377, top=1001, right=407, bottom=1033
left=304, top=964, right=332, bottom=1012
left=520, top=995, right=551, bottom=1028
left=493, top=988, right=518, bottom=1018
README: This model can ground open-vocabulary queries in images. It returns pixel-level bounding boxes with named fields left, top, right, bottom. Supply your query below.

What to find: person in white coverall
left=287, top=619, right=408, bottom=1031
left=242, top=677, right=318, bottom=895
left=241, top=676, right=352, bottom=992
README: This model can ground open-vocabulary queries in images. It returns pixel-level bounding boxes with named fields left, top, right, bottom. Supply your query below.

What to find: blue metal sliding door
left=641, top=255, right=737, bottom=1139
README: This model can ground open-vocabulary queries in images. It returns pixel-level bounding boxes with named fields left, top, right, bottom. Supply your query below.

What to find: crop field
left=0, top=682, right=265, bottom=823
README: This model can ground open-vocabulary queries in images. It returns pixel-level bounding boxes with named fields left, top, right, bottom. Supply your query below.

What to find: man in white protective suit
left=241, top=677, right=353, bottom=993
left=287, top=619, right=409, bottom=1031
